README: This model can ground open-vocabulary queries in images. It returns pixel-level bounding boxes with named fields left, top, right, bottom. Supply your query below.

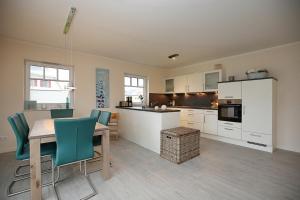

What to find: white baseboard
left=201, top=133, right=273, bottom=153
left=0, top=146, right=16, bottom=154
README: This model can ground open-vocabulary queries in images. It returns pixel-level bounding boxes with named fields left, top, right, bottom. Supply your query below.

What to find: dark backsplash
left=149, top=93, right=218, bottom=107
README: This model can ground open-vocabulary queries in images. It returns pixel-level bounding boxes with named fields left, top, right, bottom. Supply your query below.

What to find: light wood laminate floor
left=1, top=138, right=300, bottom=200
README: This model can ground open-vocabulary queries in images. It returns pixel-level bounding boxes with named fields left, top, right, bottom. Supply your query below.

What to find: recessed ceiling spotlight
left=168, top=54, right=179, bottom=60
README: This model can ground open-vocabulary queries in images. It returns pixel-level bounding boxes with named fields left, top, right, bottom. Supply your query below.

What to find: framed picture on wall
left=96, top=68, right=110, bottom=108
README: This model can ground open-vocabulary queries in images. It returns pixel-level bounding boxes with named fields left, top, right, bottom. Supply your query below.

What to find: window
left=24, top=60, right=74, bottom=110
left=124, top=74, right=147, bottom=104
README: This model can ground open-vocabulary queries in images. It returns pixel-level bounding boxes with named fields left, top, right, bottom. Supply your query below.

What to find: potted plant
left=138, top=95, right=145, bottom=109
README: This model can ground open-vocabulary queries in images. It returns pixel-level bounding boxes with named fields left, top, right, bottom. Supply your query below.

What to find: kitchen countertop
left=116, top=106, right=181, bottom=113
left=168, top=106, right=218, bottom=110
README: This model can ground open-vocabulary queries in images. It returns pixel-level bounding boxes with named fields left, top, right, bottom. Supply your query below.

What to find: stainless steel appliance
left=218, top=99, right=242, bottom=122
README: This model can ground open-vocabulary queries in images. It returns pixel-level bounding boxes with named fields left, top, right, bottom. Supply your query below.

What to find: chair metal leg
left=52, top=159, right=55, bottom=187
left=14, top=158, right=52, bottom=178
left=82, top=160, right=97, bottom=200
left=87, top=150, right=102, bottom=164
left=53, top=166, right=60, bottom=200
left=7, top=176, right=31, bottom=197
left=7, top=159, right=53, bottom=197
left=52, top=160, right=97, bottom=200
left=87, top=152, right=113, bottom=174
left=84, top=160, right=87, bottom=176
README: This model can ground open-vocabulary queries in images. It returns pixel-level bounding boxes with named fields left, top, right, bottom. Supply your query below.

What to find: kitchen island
left=117, top=107, right=180, bottom=153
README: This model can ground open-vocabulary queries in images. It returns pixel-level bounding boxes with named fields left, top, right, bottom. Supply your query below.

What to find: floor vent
left=247, top=141, right=267, bottom=147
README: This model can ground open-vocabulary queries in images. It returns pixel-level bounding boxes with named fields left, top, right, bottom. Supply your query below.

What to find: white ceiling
left=0, top=0, right=299, bottom=68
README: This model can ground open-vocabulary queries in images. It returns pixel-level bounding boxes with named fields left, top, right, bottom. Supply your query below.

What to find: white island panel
left=118, top=109, right=180, bottom=154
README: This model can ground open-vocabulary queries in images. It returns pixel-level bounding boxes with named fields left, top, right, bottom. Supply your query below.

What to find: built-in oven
left=218, top=99, right=242, bottom=123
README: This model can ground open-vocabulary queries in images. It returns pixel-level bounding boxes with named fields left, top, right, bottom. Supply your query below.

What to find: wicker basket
left=160, top=127, right=200, bottom=164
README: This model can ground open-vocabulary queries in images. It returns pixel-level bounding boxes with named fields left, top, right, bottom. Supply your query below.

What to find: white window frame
left=24, top=60, right=74, bottom=110
left=124, top=74, right=148, bottom=106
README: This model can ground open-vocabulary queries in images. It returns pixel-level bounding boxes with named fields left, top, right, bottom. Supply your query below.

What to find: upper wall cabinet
left=186, top=73, right=203, bottom=93
left=218, top=81, right=242, bottom=99
left=203, top=70, right=222, bottom=92
left=174, top=75, right=187, bottom=93
left=165, top=78, right=175, bottom=93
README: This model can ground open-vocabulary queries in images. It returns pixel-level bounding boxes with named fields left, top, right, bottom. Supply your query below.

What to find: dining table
left=28, top=118, right=111, bottom=200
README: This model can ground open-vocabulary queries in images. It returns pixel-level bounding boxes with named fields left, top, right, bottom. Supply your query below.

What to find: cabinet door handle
left=250, top=133, right=261, bottom=137
left=204, top=115, right=206, bottom=123
left=188, top=122, right=194, bottom=125
left=206, top=110, right=214, bottom=113
left=225, top=96, right=233, bottom=99
left=224, top=123, right=233, bottom=125
left=224, top=128, right=233, bottom=131
left=243, top=106, right=246, bottom=115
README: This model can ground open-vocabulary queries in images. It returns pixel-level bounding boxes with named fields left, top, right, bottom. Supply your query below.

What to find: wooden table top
left=29, top=118, right=109, bottom=139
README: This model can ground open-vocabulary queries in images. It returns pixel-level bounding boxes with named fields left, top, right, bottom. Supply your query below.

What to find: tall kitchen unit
left=241, top=78, right=277, bottom=152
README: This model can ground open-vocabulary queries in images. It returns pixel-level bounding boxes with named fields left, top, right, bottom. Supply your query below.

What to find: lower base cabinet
left=218, top=121, right=241, bottom=140
left=242, top=131, right=272, bottom=146
left=203, top=113, right=218, bottom=135
left=218, top=126, right=241, bottom=140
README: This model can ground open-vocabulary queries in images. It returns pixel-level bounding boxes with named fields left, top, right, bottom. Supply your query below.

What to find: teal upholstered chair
left=52, top=117, right=97, bottom=199
left=90, top=109, right=101, bottom=121
left=50, top=109, right=73, bottom=119
left=7, top=114, right=56, bottom=197
left=93, top=111, right=111, bottom=147
left=90, top=109, right=102, bottom=153
left=14, top=113, right=52, bottom=178
left=14, top=113, right=31, bottom=177
left=16, top=113, right=29, bottom=142
left=88, top=111, right=112, bottom=172
left=98, top=111, right=111, bottom=126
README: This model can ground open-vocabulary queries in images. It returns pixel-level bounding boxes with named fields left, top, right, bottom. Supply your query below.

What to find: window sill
left=24, top=108, right=74, bottom=112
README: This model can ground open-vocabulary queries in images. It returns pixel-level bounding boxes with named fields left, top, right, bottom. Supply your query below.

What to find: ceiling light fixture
left=168, top=54, right=179, bottom=60
left=63, top=7, right=77, bottom=34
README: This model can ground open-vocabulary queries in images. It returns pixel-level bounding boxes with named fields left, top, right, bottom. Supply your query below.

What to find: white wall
left=1, top=36, right=299, bottom=153
left=0, top=37, right=165, bottom=153
left=166, top=42, right=300, bottom=153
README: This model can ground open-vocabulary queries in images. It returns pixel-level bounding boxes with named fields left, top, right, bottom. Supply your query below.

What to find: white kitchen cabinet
left=203, top=111, right=218, bottom=135
left=218, top=126, right=241, bottom=140
left=218, top=121, right=241, bottom=140
left=242, top=131, right=272, bottom=145
left=165, top=78, right=175, bottom=93
left=186, top=73, right=203, bottom=93
left=218, top=81, right=242, bottom=99
left=171, top=108, right=218, bottom=135
left=242, top=78, right=276, bottom=147
left=174, top=75, right=187, bottom=93
left=242, top=79, right=274, bottom=135
left=186, top=122, right=203, bottom=130
left=204, top=70, right=222, bottom=92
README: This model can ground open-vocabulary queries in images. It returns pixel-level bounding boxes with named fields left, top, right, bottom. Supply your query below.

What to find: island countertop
left=116, top=106, right=180, bottom=113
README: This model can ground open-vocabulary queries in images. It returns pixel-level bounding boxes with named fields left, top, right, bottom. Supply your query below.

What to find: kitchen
left=117, top=69, right=276, bottom=153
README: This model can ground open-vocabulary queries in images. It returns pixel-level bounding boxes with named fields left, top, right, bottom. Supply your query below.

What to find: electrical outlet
left=0, top=136, right=8, bottom=141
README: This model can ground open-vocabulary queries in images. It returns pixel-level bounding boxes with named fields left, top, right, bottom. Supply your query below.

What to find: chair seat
left=93, top=136, right=102, bottom=146
left=17, top=142, right=57, bottom=160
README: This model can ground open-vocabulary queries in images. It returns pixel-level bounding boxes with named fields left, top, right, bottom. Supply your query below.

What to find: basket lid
left=162, top=127, right=199, bottom=136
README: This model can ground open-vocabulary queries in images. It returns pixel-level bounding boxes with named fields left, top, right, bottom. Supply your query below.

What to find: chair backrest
left=50, top=109, right=73, bottom=119
left=54, top=117, right=96, bottom=166
left=98, top=111, right=111, bottom=126
left=90, top=109, right=101, bottom=121
left=16, top=113, right=29, bottom=141
left=7, top=114, right=27, bottom=160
